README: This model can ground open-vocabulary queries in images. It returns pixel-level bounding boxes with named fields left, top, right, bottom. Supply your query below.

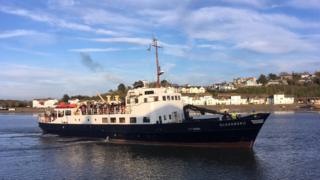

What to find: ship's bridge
left=125, top=87, right=184, bottom=123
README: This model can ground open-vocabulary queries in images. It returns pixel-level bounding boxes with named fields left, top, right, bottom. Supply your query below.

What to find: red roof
left=56, top=102, right=77, bottom=108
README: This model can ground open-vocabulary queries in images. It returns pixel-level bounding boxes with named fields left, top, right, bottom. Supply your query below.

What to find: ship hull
left=39, top=113, right=269, bottom=148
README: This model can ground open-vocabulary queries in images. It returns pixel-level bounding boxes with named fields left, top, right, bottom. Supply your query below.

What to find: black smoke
left=80, top=53, right=103, bottom=72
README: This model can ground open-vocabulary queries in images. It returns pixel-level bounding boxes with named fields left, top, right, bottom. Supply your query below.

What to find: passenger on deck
left=80, top=104, right=86, bottom=115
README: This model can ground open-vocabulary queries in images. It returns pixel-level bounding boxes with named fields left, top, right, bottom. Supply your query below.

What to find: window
left=169, top=114, right=172, bottom=120
left=178, top=96, right=181, bottom=100
left=143, top=117, right=150, bottom=123
left=58, top=111, right=64, bottom=117
left=162, top=96, right=166, bottom=101
left=145, top=90, right=154, bottom=95
left=130, top=117, right=137, bottom=123
left=65, top=110, right=71, bottom=116
left=167, top=96, right=170, bottom=100
left=135, top=98, right=139, bottom=103
left=110, top=117, right=116, bottom=123
left=119, top=117, right=125, bottom=123
left=127, top=99, right=130, bottom=104
left=154, top=96, right=159, bottom=101
left=173, top=112, right=178, bottom=119
left=102, top=117, right=108, bottom=123
left=175, top=96, right=178, bottom=100
left=159, top=116, right=162, bottom=121
left=164, top=115, right=167, bottom=120
left=144, top=98, right=148, bottom=103
left=171, top=96, right=174, bottom=100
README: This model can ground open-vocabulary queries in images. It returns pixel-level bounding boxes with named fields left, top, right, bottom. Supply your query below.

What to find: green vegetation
left=257, top=74, right=268, bottom=85
left=61, top=94, right=70, bottom=103
left=0, top=100, right=31, bottom=108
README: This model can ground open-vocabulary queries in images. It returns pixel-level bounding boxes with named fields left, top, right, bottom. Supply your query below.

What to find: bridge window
left=130, top=117, right=137, bottom=123
left=119, top=117, right=125, bottom=123
left=162, top=96, right=166, bottom=101
left=145, top=90, right=154, bottom=95
left=65, top=110, right=71, bottom=116
left=110, top=117, right=116, bottom=123
left=143, top=117, right=150, bottom=123
left=102, top=117, right=108, bottom=123
left=58, top=111, right=64, bottom=117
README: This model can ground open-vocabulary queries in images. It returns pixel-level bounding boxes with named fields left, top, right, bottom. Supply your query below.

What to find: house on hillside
left=32, top=98, right=58, bottom=108
left=68, top=98, right=80, bottom=104
left=179, top=86, right=206, bottom=94
left=233, top=77, right=261, bottom=87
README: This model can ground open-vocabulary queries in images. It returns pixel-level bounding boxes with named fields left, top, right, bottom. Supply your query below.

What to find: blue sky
left=0, top=0, right=320, bottom=99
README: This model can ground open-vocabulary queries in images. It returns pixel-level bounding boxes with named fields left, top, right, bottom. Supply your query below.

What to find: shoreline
left=200, top=104, right=319, bottom=113
left=0, top=104, right=319, bottom=114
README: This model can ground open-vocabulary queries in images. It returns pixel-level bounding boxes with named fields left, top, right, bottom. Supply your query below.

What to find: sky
left=0, top=0, right=320, bottom=100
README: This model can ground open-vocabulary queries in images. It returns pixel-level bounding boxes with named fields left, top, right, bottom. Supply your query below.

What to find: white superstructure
left=39, top=87, right=185, bottom=125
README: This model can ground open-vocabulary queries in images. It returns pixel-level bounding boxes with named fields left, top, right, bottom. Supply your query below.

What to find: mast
left=151, top=38, right=162, bottom=88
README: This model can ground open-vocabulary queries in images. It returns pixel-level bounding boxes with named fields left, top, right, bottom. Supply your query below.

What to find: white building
left=179, top=87, right=206, bottom=94
left=199, top=87, right=206, bottom=93
left=230, top=96, right=241, bottom=105
left=216, top=98, right=231, bottom=105
left=230, top=96, right=248, bottom=105
left=248, top=97, right=266, bottom=104
left=68, top=98, right=80, bottom=104
left=204, top=96, right=217, bottom=105
left=272, top=94, right=294, bottom=104
left=33, top=99, right=58, bottom=108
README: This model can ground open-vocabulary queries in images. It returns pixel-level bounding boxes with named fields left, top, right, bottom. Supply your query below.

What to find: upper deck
left=39, top=87, right=185, bottom=125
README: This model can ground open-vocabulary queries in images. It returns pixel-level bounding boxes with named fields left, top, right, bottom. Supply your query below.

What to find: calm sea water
left=0, top=112, right=319, bottom=180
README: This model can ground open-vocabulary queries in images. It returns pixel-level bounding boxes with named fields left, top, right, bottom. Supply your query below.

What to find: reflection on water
left=0, top=113, right=320, bottom=179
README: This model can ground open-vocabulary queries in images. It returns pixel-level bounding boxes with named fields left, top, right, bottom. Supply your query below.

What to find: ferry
left=38, top=38, right=270, bottom=148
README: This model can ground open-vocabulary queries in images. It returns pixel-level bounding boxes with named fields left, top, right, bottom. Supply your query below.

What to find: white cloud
left=185, top=6, right=317, bottom=54
left=197, top=44, right=226, bottom=50
left=0, top=6, right=118, bottom=36
left=0, top=29, right=36, bottom=38
left=0, top=63, right=127, bottom=99
left=92, top=37, right=151, bottom=45
left=48, top=0, right=75, bottom=8
left=81, top=9, right=145, bottom=26
left=288, top=0, right=320, bottom=9
left=1, top=46, right=51, bottom=56
left=69, top=48, right=120, bottom=53
left=221, top=0, right=266, bottom=8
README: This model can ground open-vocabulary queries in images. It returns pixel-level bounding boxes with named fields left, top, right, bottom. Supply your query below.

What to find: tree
left=133, top=80, right=144, bottom=88
left=279, top=72, right=290, bottom=76
left=257, top=74, right=268, bottom=85
left=117, top=83, right=126, bottom=93
left=313, top=71, right=320, bottom=85
left=160, top=80, right=171, bottom=87
left=268, top=73, right=278, bottom=80
left=62, top=94, right=70, bottom=103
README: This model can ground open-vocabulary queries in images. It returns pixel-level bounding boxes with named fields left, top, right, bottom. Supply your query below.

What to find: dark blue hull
left=39, top=113, right=269, bottom=148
